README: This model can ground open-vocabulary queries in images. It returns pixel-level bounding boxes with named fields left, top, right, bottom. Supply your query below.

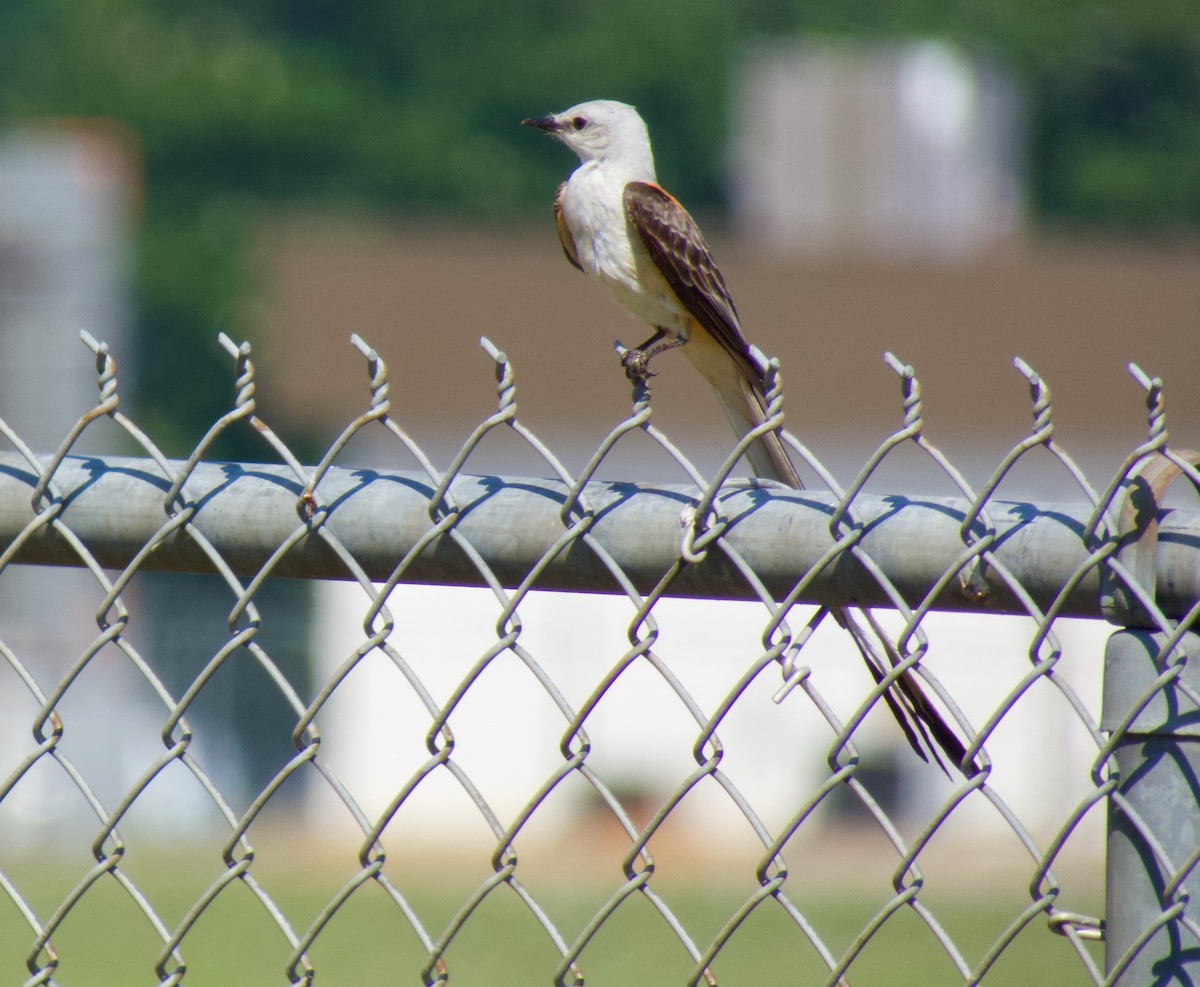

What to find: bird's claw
left=621, top=347, right=656, bottom=383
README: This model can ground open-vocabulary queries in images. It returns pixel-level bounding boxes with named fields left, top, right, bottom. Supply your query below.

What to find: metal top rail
left=3, top=451, right=1199, bottom=620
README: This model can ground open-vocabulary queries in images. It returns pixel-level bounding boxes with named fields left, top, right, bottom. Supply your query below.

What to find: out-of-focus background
left=1, top=1, right=1196, bottom=468
left=1, top=2, right=1199, bottom=982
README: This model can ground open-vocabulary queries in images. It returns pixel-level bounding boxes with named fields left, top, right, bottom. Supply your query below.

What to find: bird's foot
left=620, top=346, right=657, bottom=383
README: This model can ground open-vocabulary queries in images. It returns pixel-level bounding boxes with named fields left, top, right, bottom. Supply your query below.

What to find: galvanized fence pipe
left=4, top=452, right=1200, bottom=618
left=1103, top=629, right=1200, bottom=986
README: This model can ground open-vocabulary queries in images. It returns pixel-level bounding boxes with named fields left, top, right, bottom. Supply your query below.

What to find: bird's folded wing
left=623, top=181, right=754, bottom=378
left=553, top=183, right=583, bottom=272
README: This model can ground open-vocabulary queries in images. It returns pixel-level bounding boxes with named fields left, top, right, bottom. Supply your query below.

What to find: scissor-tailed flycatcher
left=523, top=99, right=976, bottom=776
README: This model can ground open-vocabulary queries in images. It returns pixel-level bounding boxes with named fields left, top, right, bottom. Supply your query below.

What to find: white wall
left=308, top=581, right=1108, bottom=860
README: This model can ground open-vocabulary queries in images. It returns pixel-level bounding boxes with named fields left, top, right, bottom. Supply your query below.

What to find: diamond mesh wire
left=0, top=331, right=1198, bottom=985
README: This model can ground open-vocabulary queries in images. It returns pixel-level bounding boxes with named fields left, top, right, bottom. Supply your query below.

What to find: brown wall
left=262, top=222, right=1199, bottom=485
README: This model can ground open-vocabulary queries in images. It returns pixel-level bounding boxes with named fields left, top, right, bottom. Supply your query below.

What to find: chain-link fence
left=2, top=331, right=1199, bottom=986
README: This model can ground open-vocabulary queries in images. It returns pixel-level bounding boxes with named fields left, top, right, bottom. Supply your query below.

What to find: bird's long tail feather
left=697, top=350, right=978, bottom=777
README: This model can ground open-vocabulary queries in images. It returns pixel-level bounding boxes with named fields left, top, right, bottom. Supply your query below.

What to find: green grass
left=1, top=850, right=1102, bottom=986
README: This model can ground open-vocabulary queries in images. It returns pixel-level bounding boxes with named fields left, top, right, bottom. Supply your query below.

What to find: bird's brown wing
left=622, top=181, right=757, bottom=380
left=554, top=183, right=583, bottom=272
left=623, top=180, right=804, bottom=488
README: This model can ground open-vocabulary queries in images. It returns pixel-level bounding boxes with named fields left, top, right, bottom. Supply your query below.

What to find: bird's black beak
left=521, top=115, right=561, bottom=133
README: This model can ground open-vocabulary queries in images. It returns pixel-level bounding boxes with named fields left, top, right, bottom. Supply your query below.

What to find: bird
left=523, top=99, right=977, bottom=777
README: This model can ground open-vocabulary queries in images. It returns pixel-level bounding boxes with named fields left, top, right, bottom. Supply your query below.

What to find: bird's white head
left=522, top=99, right=656, bottom=178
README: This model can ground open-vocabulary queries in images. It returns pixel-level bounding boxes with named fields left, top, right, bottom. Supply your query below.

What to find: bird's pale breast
left=561, top=166, right=690, bottom=332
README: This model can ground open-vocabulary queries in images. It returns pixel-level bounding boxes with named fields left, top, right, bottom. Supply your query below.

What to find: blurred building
left=0, top=123, right=145, bottom=837
left=731, top=39, right=1024, bottom=258
left=0, top=124, right=136, bottom=447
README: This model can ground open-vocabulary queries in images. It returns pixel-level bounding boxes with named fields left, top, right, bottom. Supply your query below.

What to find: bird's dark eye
left=571, top=116, right=588, bottom=131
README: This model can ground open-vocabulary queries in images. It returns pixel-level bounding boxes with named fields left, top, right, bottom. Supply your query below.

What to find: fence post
left=1103, top=628, right=1200, bottom=984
